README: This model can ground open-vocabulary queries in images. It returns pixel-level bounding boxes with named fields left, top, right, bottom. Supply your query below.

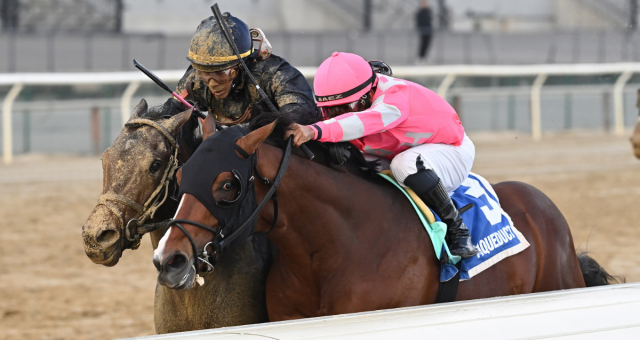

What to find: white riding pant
left=390, top=134, right=475, bottom=194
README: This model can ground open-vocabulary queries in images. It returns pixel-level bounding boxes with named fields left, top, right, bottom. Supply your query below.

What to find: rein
left=166, top=136, right=293, bottom=274
left=96, top=118, right=180, bottom=250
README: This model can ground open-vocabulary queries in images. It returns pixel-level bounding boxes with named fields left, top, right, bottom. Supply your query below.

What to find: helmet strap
left=360, top=86, right=375, bottom=109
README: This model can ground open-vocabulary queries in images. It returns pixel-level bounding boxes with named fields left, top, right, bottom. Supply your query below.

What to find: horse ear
left=128, top=99, right=148, bottom=122
left=176, top=167, right=182, bottom=186
left=235, top=120, right=278, bottom=158
left=202, top=113, right=216, bottom=140
left=162, top=109, right=193, bottom=136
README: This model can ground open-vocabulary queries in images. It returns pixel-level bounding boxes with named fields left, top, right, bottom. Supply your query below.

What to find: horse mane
left=142, top=104, right=169, bottom=121
left=249, top=112, right=381, bottom=179
left=142, top=100, right=203, bottom=153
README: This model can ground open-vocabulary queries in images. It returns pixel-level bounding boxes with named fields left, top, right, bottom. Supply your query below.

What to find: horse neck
left=254, top=144, right=422, bottom=270
left=150, top=126, right=200, bottom=249
left=177, top=123, right=201, bottom=163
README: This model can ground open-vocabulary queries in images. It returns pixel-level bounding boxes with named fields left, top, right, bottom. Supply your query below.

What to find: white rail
left=2, top=63, right=640, bottom=164
left=124, top=283, right=640, bottom=340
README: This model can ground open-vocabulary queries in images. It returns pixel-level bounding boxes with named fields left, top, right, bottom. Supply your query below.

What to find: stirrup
left=449, top=236, right=478, bottom=260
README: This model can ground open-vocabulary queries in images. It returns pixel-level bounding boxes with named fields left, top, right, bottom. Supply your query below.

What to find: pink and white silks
left=309, top=74, right=475, bottom=193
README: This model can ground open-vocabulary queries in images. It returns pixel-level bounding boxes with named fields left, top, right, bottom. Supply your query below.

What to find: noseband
left=97, top=118, right=180, bottom=250
left=166, top=136, right=292, bottom=275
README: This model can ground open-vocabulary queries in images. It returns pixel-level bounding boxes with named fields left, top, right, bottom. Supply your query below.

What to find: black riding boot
left=404, top=157, right=478, bottom=260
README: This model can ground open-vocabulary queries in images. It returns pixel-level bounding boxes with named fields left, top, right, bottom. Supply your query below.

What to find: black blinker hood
left=178, top=125, right=257, bottom=248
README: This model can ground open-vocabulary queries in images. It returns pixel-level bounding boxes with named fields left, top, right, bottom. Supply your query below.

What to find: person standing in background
left=416, top=0, right=433, bottom=63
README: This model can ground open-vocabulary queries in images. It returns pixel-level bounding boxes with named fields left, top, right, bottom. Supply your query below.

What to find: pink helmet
left=314, top=52, right=376, bottom=107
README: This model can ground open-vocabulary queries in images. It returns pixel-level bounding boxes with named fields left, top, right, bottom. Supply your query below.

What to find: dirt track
left=1, top=132, right=639, bottom=340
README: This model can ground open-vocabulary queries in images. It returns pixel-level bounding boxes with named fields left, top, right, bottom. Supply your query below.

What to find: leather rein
left=166, top=136, right=292, bottom=275
left=96, top=118, right=180, bottom=250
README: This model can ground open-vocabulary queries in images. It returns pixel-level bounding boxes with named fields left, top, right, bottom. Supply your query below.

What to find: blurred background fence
left=3, top=64, right=640, bottom=163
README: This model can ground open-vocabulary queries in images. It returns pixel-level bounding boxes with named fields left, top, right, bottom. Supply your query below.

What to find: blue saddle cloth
left=438, top=173, right=530, bottom=282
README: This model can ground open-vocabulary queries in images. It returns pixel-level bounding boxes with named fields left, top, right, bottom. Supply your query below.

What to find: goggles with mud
left=197, top=66, right=239, bottom=84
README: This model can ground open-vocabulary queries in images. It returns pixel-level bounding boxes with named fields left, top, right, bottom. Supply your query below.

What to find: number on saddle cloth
left=461, top=180, right=502, bottom=226
left=450, top=174, right=530, bottom=280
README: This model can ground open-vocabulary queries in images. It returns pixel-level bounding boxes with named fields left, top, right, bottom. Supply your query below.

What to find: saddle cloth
left=378, top=171, right=530, bottom=282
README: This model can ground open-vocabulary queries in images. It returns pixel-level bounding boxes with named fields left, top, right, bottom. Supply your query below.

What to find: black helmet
left=187, top=13, right=252, bottom=72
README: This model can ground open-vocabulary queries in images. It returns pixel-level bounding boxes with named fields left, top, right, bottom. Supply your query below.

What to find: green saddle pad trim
left=378, top=173, right=460, bottom=265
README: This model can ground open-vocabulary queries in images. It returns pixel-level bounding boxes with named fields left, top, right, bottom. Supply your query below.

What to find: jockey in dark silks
left=167, top=13, right=317, bottom=126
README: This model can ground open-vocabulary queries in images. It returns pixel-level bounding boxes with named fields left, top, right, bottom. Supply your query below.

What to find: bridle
left=166, top=136, right=292, bottom=274
left=96, top=118, right=181, bottom=250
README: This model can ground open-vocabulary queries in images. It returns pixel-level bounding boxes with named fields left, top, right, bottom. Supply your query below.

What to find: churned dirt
left=0, top=155, right=157, bottom=340
left=1, top=132, right=639, bottom=340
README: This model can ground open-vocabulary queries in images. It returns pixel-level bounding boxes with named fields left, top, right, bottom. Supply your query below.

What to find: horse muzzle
left=631, top=135, right=640, bottom=159
left=154, top=252, right=196, bottom=290
left=82, top=230, right=122, bottom=266
left=82, top=206, right=124, bottom=266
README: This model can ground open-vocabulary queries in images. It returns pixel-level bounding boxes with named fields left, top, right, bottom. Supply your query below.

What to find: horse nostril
left=166, top=254, right=188, bottom=271
left=153, top=256, right=162, bottom=272
left=96, top=229, right=119, bottom=245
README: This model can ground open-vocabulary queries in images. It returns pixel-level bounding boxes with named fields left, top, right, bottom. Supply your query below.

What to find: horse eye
left=222, top=182, right=233, bottom=191
left=149, top=160, right=162, bottom=174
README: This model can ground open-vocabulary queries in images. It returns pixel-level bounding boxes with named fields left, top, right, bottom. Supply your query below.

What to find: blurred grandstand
left=1, top=0, right=640, bottom=158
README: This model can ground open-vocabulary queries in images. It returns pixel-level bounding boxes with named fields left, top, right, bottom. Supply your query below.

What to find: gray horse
left=82, top=99, right=272, bottom=333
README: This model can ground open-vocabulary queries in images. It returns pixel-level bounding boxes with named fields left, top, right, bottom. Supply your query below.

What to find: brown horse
left=82, top=99, right=272, bottom=333
left=630, top=117, right=640, bottom=159
left=154, top=116, right=614, bottom=321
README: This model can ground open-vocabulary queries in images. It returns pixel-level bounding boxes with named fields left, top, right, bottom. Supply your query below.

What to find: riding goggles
left=320, top=99, right=364, bottom=119
left=197, top=66, right=239, bottom=84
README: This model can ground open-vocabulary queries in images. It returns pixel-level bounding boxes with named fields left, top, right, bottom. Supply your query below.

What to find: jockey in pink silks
left=287, top=52, right=478, bottom=259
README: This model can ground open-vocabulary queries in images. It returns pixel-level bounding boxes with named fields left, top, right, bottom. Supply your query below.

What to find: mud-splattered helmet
left=187, top=13, right=253, bottom=72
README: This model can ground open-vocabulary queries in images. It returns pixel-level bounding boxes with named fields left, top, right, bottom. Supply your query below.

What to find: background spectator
left=416, top=0, right=433, bottom=63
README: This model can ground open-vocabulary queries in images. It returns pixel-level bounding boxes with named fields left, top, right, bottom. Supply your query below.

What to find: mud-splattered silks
left=178, top=126, right=258, bottom=252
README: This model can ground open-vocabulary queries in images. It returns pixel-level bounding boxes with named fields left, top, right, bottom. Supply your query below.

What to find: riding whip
left=133, top=59, right=207, bottom=119
left=210, top=3, right=315, bottom=160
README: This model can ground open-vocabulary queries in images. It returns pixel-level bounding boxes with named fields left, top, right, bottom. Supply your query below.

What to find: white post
left=2, top=83, right=24, bottom=165
left=530, top=73, right=548, bottom=141
left=437, top=74, right=457, bottom=99
left=120, top=81, right=141, bottom=125
left=613, top=70, right=633, bottom=136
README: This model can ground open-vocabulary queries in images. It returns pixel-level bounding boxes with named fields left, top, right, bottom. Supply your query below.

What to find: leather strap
left=435, top=261, right=462, bottom=303
left=125, top=119, right=177, bottom=149
left=98, top=192, right=144, bottom=215
left=234, top=144, right=251, bottom=159
left=212, top=105, right=253, bottom=126
left=254, top=165, right=278, bottom=235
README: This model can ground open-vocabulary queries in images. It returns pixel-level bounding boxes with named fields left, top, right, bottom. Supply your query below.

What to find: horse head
left=153, top=121, right=277, bottom=289
left=630, top=119, right=640, bottom=159
left=82, top=99, right=195, bottom=266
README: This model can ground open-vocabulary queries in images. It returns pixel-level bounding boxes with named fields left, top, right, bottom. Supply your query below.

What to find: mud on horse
left=82, top=99, right=273, bottom=333
left=155, top=116, right=615, bottom=321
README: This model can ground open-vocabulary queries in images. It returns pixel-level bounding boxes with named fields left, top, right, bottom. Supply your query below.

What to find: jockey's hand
left=286, top=123, right=315, bottom=147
